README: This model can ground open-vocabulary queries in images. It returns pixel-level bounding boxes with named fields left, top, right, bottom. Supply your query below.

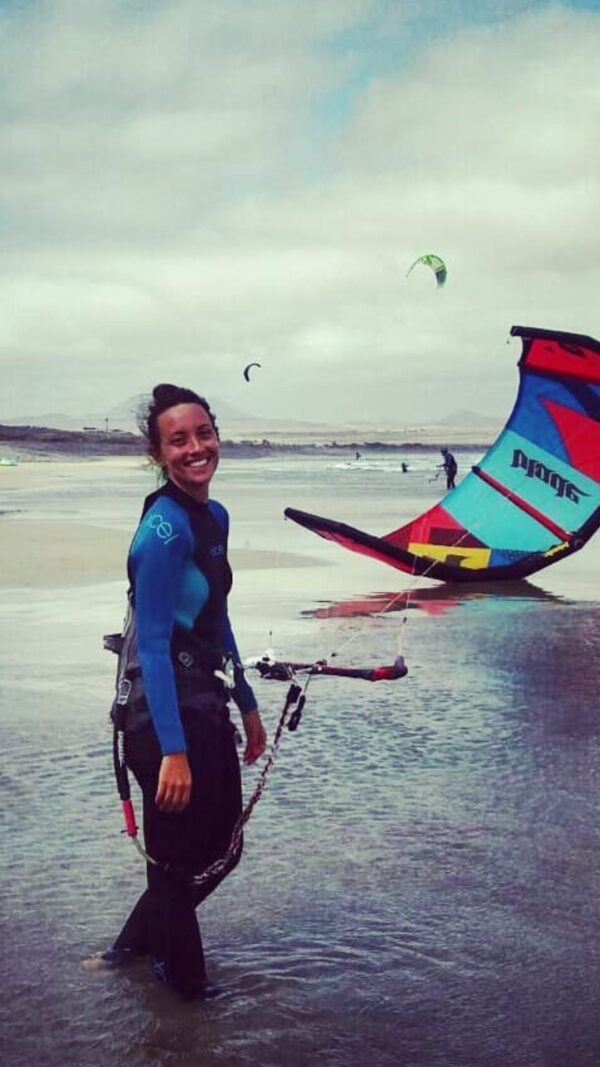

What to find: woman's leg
left=185, top=706, right=244, bottom=908
left=115, top=723, right=208, bottom=999
left=114, top=699, right=242, bottom=1000
left=111, top=889, right=155, bottom=958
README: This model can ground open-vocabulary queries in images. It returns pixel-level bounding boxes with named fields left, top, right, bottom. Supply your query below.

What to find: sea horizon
left=0, top=419, right=497, bottom=464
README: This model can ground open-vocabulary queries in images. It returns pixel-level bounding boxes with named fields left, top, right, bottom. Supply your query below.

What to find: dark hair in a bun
left=139, top=383, right=219, bottom=458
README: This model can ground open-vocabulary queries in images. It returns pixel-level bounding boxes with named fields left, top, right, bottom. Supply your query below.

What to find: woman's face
left=155, top=402, right=219, bottom=501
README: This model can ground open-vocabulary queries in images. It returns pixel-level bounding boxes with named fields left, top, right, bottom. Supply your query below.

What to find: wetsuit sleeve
left=131, top=511, right=193, bottom=754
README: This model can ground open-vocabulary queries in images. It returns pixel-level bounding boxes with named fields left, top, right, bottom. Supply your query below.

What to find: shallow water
left=2, top=454, right=600, bottom=1066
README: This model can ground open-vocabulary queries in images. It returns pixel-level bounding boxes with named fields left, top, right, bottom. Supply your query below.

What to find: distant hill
left=104, top=393, right=267, bottom=432
left=2, top=412, right=88, bottom=431
left=4, top=394, right=353, bottom=437
left=432, top=408, right=502, bottom=429
left=2, top=395, right=258, bottom=433
left=1, top=400, right=502, bottom=446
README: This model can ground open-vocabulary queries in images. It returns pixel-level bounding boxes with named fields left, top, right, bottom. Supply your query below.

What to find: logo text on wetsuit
left=210, top=543, right=225, bottom=557
left=511, top=448, right=589, bottom=504
left=147, top=513, right=180, bottom=544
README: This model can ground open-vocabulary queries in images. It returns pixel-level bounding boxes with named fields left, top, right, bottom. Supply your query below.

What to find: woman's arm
left=131, top=502, right=195, bottom=809
left=155, top=753, right=192, bottom=812
left=240, top=709, right=267, bottom=765
left=210, top=498, right=267, bottom=764
left=220, top=612, right=266, bottom=763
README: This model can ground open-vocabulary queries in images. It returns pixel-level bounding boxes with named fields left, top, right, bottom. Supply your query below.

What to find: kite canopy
left=406, top=253, right=447, bottom=288
left=285, top=325, right=600, bottom=583
left=243, top=362, right=261, bottom=381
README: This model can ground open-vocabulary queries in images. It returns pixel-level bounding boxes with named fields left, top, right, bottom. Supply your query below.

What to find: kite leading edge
left=285, top=325, right=600, bottom=584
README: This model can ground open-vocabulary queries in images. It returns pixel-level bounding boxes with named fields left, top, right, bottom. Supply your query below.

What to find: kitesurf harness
left=105, top=611, right=407, bottom=887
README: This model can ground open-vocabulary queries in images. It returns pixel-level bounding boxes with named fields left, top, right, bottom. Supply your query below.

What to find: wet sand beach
left=2, top=454, right=600, bottom=1067
left=0, top=457, right=329, bottom=587
left=0, top=518, right=325, bottom=588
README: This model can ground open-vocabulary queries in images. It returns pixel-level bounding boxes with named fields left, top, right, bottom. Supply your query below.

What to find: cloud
left=0, top=1, right=598, bottom=425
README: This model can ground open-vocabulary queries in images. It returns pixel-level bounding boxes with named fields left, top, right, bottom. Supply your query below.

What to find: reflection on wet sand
left=303, top=578, right=564, bottom=619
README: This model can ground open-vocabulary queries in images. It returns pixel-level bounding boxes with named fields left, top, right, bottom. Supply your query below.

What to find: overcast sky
left=1, top=0, right=599, bottom=428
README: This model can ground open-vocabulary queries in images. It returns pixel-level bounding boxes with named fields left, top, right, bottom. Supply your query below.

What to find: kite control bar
left=250, top=654, right=407, bottom=683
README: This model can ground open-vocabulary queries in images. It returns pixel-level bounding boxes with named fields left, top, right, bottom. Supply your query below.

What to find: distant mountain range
left=433, top=408, right=502, bottom=429
left=2, top=394, right=340, bottom=434
left=2, top=397, right=502, bottom=437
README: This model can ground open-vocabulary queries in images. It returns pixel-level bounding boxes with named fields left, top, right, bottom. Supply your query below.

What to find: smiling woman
left=84, top=383, right=267, bottom=1002
left=146, top=387, right=221, bottom=501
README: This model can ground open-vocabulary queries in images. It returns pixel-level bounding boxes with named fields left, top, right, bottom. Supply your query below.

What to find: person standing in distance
left=439, top=447, right=458, bottom=490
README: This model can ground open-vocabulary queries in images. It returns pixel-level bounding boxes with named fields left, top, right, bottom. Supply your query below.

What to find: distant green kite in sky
left=406, top=253, right=447, bottom=288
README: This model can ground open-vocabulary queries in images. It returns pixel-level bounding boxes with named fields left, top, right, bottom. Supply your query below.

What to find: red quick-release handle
left=121, top=798, right=138, bottom=838
left=370, top=662, right=408, bottom=681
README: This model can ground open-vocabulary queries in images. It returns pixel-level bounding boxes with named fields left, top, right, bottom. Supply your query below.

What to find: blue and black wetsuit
left=128, top=479, right=256, bottom=751
left=112, top=480, right=256, bottom=999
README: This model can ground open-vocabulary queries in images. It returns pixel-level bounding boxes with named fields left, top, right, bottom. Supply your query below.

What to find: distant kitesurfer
left=401, top=462, right=409, bottom=473
left=85, top=384, right=266, bottom=1001
left=439, top=447, right=457, bottom=489
left=355, top=450, right=361, bottom=460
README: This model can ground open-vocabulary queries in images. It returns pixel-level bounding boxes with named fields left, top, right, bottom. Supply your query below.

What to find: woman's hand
left=242, top=709, right=267, bottom=765
left=156, top=752, right=192, bottom=812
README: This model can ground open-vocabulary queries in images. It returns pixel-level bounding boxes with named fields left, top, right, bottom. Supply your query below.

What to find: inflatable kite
left=406, top=253, right=447, bottom=288
left=243, top=362, right=261, bottom=382
left=285, top=325, right=600, bottom=583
